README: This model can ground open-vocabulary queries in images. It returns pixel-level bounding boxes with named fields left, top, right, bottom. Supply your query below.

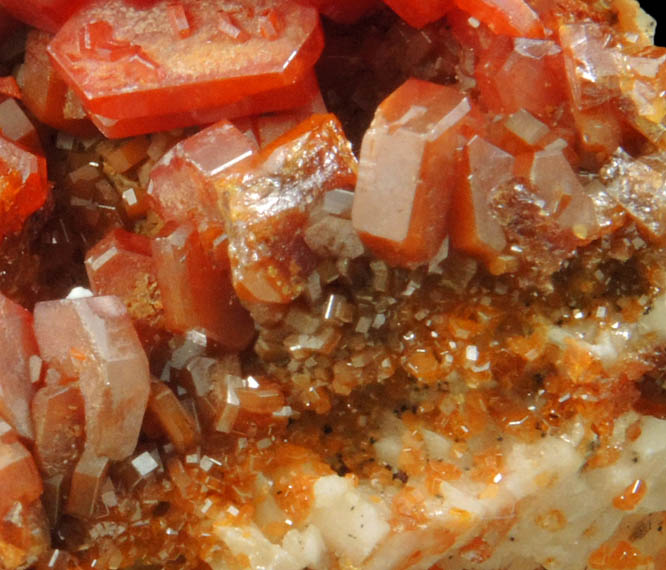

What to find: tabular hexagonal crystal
left=48, top=0, right=323, bottom=123
left=0, top=133, right=48, bottom=238
left=0, top=293, right=38, bottom=440
left=33, top=296, right=150, bottom=461
left=152, top=224, right=255, bottom=350
left=352, top=79, right=474, bottom=268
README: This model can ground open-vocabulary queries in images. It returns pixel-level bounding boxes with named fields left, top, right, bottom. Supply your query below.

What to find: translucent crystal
left=0, top=293, right=38, bottom=440
left=216, top=114, right=357, bottom=303
left=31, top=383, right=85, bottom=478
left=33, top=296, right=151, bottom=461
left=147, top=120, right=257, bottom=230
left=19, top=30, right=94, bottom=136
left=152, top=224, right=255, bottom=350
left=0, top=133, right=48, bottom=238
left=65, top=449, right=109, bottom=519
left=147, top=381, right=200, bottom=454
left=353, top=79, right=474, bottom=267
left=48, top=0, right=324, bottom=129
left=450, top=136, right=513, bottom=261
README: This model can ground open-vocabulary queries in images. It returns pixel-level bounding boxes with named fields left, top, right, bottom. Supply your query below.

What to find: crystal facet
left=33, top=296, right=151, bottom=461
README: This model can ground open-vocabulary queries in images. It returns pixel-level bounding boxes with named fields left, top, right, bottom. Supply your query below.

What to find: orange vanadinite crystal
left=589, top=541, right=653, bottom=570
left=352, top=79, right=476, bottom=267
left=47, top=0, right=324, bottom=129
left=84, top=228, right=163, bottom=331
left=86, top=69, right=322, bottom=138
left=147, top=381, right=199, bottom=454
left=0, top=440, right=49, bottom=568
left=612, top=479, right=647, bottom=511
left=216, top=113, right=357, bottom=303
left=152, top=224, right=255, bottom=350
left=450, top=135, right=513, bottom=262
left=31, top=382, right=85, bottom=479
left=0, top=135, right=48, bottom=238
left=33, top=296, right=151, bottom=461
left=19, top=30, right=96, bottom=137
left=381, top=0, right=454, bottom=28
left=0, top=293, right=38, bottom=441
left=147, top=120, right=258, bottom=230
left=0, top=75, right=20, bottom=99
left=454, top=0, right=544, bottom=38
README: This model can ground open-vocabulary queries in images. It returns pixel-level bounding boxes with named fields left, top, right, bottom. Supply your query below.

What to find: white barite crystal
left=309, top=475, right=390, bottom=565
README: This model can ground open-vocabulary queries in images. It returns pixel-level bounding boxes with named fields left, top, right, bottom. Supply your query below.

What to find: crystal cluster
left=1, top=0, right=666, bottom=569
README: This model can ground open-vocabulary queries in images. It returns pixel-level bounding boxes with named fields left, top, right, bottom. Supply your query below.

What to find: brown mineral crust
left=33, top=296, right=151, bottom=461
left=215, top=113, right=357, bottom=304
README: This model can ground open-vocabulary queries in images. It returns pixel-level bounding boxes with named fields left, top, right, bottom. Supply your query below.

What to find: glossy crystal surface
left=352, top=79, right=475, bottom=267
left=0, top=293, right=37, bottom=441
left=33, top=296, right=150, bottom=461
left=0, top=133, right=48, bottom=238
left=48, top=0, right=324, bottom=123
left=216, top=113, right=357, bottom=303
left=2, top=1, right=666, bottom=569
left=152, top=224, right=255, bottom=350
left=19, top=30, right=95, bottom=136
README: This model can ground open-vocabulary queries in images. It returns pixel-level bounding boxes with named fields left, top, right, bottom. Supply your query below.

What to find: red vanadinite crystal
left=19, top=30, right=96, bottom=136
left=216, top=113, right=357, bottom=303
left=86, top=69, right=322, bottom=138
left=0, top=134, right=48, bottom=238
left=47, top=0, right=324, bottom=133
left=152, top=224, right=256, bottom=350
left=0, top=293, right=38, bottom=441
left=382, top=0, right=454, bottom=28
left=352, top=79, right=477, bottom=267
left=147, top=120, right=258, bottom=230
left=33, top=296, right=151, bottom=461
